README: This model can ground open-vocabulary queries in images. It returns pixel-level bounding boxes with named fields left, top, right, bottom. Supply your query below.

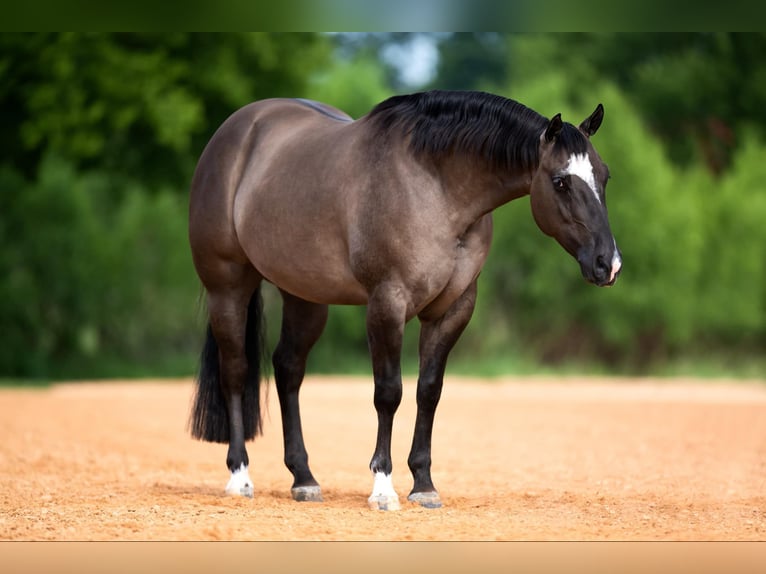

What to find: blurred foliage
left=1, top=33, right=764, bottom=379
left=0, top=155, right=199, bottom=377
left=0, top=33, right=332, bottom=188
left=437, top=33, right=766, bottom=372
left=0, top=32, right=335, bottom=378
left=307, top=48, right=393, bottom=117
left=441, top=33, right=766, bottom=174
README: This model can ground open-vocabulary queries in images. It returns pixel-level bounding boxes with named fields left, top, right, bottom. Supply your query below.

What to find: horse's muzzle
left=580, top=248, right=622, bottom=287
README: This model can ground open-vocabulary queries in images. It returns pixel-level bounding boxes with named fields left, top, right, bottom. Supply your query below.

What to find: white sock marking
left=368, top=472, right=400, bottom=509
left=371, top=472, right=398, bottom=498
left=225, top=463, right=253, bottom=496
left=564, top=153, right=600, bottom=203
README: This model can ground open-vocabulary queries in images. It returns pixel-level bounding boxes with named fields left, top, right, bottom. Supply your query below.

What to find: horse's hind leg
left=408, top=280, right=478, bottom=508
left=204, top=267, right=261, bottom=497
left=273, top=290, right=328, bottom=502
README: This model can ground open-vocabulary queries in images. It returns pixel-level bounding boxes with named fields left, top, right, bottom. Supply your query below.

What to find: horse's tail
left=189, top=286, right=267, bottom=443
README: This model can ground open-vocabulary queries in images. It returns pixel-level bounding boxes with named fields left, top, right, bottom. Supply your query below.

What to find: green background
left=1, top=33, right=764, bottom=381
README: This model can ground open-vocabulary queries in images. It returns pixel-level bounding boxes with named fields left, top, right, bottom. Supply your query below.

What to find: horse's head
left=530, top=104, right=622, bottom=286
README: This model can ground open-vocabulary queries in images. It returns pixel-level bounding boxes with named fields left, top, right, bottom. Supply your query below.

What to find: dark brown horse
left=188, top=90, right=621, bottom=510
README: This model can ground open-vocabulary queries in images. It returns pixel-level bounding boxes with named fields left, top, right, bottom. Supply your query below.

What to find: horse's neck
left=439, top=157, right=534, bottom=223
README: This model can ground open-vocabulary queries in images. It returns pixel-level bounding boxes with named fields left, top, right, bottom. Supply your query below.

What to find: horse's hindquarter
left=232, top=101, right=369, bottom=305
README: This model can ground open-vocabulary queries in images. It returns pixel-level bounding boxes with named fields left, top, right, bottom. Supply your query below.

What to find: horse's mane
left=366, top=90, right=588, bottom=171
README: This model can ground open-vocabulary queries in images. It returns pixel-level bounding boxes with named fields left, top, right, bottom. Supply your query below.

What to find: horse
left=188, top=90, right=622, bottom=510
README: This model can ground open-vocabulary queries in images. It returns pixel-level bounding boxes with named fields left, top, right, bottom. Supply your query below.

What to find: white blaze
left=564, top=153, right=600, bottom=203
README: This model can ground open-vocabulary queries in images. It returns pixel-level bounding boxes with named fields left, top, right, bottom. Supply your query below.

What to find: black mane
left=366, top=90, right=588, bottom=171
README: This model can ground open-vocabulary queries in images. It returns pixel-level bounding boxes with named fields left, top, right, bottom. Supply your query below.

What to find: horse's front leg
left=366, top=283, right=407, bottom=511
left=408, top=280, right=478, bottom=508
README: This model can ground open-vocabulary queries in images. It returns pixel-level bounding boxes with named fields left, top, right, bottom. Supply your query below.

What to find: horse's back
left=192, top=98, right=352, bottom=198
left=190, top=98, right=352, bottom=228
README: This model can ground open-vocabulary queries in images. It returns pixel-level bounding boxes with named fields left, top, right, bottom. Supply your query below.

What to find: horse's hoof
left=225, top=484, right=254, bottom=498
left=368, top=494, right=401, bottom=511
left=225, top=464, right=254, bottom=498
left=408, top=491, right=442, bottom=509
left=291, top=485, right=323, bottom=502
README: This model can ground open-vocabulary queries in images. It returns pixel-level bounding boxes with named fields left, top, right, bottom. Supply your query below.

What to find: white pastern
left=225, top=463, right=254, bottom=497
left=368, top=472, right=400, bottom=510
left=371, top=472, right=397, bottom=498
left=564, top=153, right=599, bottom=203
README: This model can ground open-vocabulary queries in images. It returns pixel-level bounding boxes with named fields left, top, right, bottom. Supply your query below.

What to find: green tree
left=0, top=33, right=338, bottom=378
left=0, top=33, right=333, bottom=190
left=307, top=49, right=393, bottom=117
left=502, top=33, right=766, bottom=173
left=461, top=36, right=766, bottom=369
left=429, top=32, right=508, bottom=91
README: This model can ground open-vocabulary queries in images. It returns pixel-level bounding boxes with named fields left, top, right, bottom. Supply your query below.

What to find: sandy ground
left=1, top=375, right=765, bottom=541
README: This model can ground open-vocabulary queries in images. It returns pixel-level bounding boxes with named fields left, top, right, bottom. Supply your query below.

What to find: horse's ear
left=579, top=104, right=604, bottom=137
left=544, top=113, right=563, bottom=142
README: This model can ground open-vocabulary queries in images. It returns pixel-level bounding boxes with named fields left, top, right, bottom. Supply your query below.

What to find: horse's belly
left=239, top=227, right=369, bottom=305
left=258, top=259, right=369, bottom=305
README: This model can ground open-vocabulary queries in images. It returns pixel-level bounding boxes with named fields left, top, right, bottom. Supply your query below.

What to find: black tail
left=188, top=287, right=267, bottom=443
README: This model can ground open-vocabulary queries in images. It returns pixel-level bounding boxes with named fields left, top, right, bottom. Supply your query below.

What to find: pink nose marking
left=609, top=257, right=622, bottom=283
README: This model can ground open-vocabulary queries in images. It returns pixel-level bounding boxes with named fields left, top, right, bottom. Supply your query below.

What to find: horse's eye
left=552, top=176, right=567, bottom=192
